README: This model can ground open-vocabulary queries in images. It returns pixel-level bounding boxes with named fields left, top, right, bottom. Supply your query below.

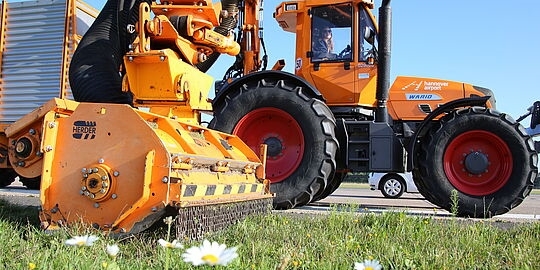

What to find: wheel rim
left=383, top=179, right=402, bottom=197
left=444, top=130, right=512, bottom=196
left=233, top=107, right=304, bottom=183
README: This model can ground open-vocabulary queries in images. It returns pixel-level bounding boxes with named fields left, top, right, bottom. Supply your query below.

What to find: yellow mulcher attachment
left=4, top=0, right=273, bottom=238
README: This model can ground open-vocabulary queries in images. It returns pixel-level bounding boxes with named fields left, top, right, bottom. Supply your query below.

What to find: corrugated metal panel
left=0, top=0, right=97, bottom=123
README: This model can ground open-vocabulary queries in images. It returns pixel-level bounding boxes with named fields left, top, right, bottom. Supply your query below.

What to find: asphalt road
left=1, top=181, right=539, bottom=222
left=307, top=186, right=540, bottom=221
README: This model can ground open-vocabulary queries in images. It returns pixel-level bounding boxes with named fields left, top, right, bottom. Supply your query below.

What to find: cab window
left=358, top=6, right=377, bottom=63
left=311, top=4, right=352, bottom=62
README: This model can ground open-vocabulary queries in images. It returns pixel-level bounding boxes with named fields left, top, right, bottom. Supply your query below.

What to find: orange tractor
left=3, top=0, right=537, bottom=235
left=209, top=0, right=537, bottom=216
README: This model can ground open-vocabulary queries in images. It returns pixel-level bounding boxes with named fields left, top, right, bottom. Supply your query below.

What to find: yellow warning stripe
left=182, top=183, right=263, bottom=197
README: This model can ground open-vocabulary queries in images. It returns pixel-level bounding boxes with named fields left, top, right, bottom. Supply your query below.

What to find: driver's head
left=321, top=27, right=332, bottom=39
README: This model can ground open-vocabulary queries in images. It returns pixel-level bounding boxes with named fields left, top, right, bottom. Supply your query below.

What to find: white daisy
left=163, top=216, right=175, bottom=225
left=354, top=259, right=383, bottom=270
left=65, top=235, right=99, bottom=246
left=106, top=244, right=120, bottom=257
left=182, top=239, right=238, bottom=266
left=158, top=239, right=183, bottom=249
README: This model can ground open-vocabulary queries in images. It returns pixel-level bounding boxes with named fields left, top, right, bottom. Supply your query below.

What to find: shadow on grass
left=0, top=198, right=40, bottom=228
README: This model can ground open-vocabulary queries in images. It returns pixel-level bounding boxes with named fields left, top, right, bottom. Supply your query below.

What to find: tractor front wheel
left=210, top=78, right=338, bottom=209
left=415, top=107, right=537, bottom=217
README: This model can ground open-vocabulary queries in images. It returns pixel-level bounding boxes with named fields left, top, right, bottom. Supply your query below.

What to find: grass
left=1, top=199, right=539, bottom=269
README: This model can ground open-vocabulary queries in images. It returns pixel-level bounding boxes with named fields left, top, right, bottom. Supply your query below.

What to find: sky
left=84, top=0, right=540, bottom=127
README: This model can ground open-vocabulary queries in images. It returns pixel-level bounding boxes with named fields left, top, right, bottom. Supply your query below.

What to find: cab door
left=307, top=3, right=356, bottom=106
left=355, top=4, right=379, bottom=108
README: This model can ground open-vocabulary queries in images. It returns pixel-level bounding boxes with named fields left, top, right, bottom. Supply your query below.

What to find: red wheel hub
left=443, top=130, right=512, bottom=196
left=233, top=108, right=304, bottom=183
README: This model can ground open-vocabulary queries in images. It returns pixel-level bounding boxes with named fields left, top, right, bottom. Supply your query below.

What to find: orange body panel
left=387, top=76, right=494, bottom=120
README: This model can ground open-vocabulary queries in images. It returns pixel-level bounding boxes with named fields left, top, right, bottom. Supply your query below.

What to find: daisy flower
left=182, top=239, right=238, bottom=266
left=65, top=235, right=99, bottom=246
left=354, top=259, right=383, bottom=270
left=106, top=244, right=120, bottom=257
left=158, top=239, right=183, bottom=249
left=163, top=216, right=175, bottom=225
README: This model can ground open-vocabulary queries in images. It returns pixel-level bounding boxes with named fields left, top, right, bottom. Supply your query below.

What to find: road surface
left=1, top=181, right=539, bottom=221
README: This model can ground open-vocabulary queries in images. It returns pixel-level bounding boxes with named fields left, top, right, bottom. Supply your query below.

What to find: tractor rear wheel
left=415, top=107, right=537, bottom=217
left=210, top=78, right=338, bottom=209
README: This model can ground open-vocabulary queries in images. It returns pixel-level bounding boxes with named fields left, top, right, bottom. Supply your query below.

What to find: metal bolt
left=48, top=122, right=56, bottom=128
left=45, top=145, right=53, bottom=152
left=100, top=189, right=106, bottom=194
left=160, top=56, right=166, bottom=61
left=128, top=56, right=134, bottom=62
left=81, top=186, right=87, bottom=191
left=82, top=168, right=87, bottom=173
left=101, top=175, right=108, bottom=180
left=29, top=129, right=36, bottom=135
left=93, top=168, right=99, bottom=173
left=113, top=171, right=120, bottom=177
left=17, top=161, right=25, bottom=167
left=94, top=203, right=100, bottom=208
left=98, top=158, right=104, bottom=164
left=36, top=151, right=43, bottom=157
left=162, top=177, right=168, bottom=183
left=79, top=190, right=84, bottom=195
left=111, top=193, right=118, bottom=199
left=151, top=207, right=157, bottom=212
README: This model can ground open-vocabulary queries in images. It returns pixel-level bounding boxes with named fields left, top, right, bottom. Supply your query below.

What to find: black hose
left=69, top=0, right=151, bottom=105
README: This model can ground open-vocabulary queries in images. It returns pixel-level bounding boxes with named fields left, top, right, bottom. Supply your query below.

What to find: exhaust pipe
left=375, top=0, right=391, bottom=123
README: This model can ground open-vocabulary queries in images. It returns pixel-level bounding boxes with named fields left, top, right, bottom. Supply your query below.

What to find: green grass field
left=1, top=198, right=539, bottom=269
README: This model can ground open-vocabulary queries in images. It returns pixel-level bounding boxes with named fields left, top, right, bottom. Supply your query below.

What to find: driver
left=313, top=26, right=335, bottom=60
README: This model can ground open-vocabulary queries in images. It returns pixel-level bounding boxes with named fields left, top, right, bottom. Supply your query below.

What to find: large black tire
left=210, top=78, right=338, bottom=209
left=312, top=171, right=346, bottom=202
left=0, top=169, right=17, bottom=188
left=415, top=107, right=537, bottom=217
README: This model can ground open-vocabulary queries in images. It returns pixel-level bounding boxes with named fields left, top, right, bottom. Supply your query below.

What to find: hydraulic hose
left=69, top=0, right=151, bottom=105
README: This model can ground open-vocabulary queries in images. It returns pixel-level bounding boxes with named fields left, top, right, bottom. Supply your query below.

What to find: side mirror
left=531, top=101, right=540, bottom=129
left=364, top=26, right=375, bottom=45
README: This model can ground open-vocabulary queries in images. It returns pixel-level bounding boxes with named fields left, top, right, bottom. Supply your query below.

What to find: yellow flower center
left=202, top=254, right=219, bottom=265
left=365, top=267, right=374, bottom=270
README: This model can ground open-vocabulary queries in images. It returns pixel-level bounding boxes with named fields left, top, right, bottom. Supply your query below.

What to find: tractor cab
left=274, top=0, right=379, bottom=107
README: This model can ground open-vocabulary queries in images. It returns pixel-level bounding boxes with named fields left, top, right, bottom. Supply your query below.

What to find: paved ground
left=1, top=181, right=539, bottom=222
